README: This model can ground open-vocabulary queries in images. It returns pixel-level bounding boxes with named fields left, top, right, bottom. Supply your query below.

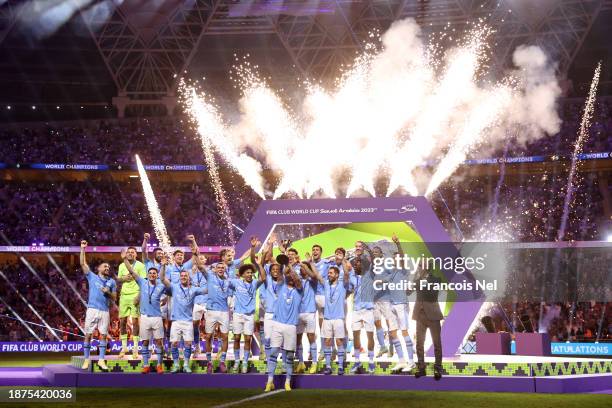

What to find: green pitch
left=1, top=388, right=609, bottom=408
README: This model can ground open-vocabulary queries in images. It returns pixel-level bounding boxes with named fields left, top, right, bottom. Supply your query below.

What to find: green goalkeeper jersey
left=117, top=260, right=146, bottom=296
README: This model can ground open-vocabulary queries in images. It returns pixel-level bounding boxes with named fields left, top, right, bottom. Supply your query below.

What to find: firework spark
left=556, top=61, right=601, bottom=241
left=182, top=84, right=266, bottom=199
left=200, top=130, right=236, bottom=245
left=135, top=154, right=172, bottom=253
left=180, top=18, right=561, bottom=200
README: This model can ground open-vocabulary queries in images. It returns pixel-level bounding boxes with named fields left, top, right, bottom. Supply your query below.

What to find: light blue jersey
left=263, top=265, right=283, bottom=314
left=299, top=277, right=318, bottom=313
left=168, top=283, right=206, bottom=321
left=323, top=278, right=351, bottom=320
left=144, top=259, right=162, bottom=274
left=86, top=272, right=116, bottom=311
left=203, top=270, right=230, bottom=312
left=167, top=259, right=193, bottom=285
left=350, top=273, right=374, bottom=311
left=226, top=259, right=242, bottom=279
left=314, top=258, right=332, bottom=296
left=230, top=278, right=263, bottom=315
left=192, top=270, right=208, bottom=306
left=389, top=268, right=409, bottom=305
left=273, top=284, right=303, bottom=325
left=136, top=276, right=167, bottom=317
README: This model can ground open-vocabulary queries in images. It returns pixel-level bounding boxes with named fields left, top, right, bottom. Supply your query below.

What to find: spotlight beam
left=0, top=232, right=84, bottom=334
left=0, top=296, right=42, bottom=342
left=0, top=271, right=61, bottom=341
left=46, top=253, right=87, bottom=307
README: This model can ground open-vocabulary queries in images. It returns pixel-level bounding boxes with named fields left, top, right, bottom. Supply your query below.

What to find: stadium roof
left=0, top=0, right=610, bottom=119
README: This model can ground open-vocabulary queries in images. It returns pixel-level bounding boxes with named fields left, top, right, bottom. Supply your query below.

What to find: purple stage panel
left=42, top=365, right=80, bottom=387
left=535, top=375, right=612, bottom=394
left=291, top=374, right=535, bottom=393
left=0, top=368, right=48, bottom=386
left=476, top=333, right=512, bottom=355
left=515, top=333, right=551, bottom=356
left=42, top=365, right=611, bottom=394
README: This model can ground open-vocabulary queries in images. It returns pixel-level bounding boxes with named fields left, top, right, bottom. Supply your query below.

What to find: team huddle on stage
left=80, top=232, right=442, bottom=390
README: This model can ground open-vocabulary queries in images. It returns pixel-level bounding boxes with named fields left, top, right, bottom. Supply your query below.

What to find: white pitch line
left=212, top=390, right=285, bottom=408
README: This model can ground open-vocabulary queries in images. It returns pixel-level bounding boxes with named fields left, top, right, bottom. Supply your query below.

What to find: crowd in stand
left=1, top=255, right=610, bottom=344
left=0, top=98, right=611, bottom=344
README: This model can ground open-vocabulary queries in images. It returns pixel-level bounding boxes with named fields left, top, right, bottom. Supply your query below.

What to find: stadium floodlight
left=607, top=234, right=612, bottom=242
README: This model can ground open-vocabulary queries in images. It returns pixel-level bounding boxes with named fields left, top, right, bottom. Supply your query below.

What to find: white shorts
left=170, top=320, right=194, bottom=343
left=193, top=303, right=206, bottom=321
left=140, top=315, right=164, bottom=340
left=296, top=312, right=316, bottom=334
left=84, top=308, right=110, bottom=335
left=321, top=319, right=346, bottom=339
left=392, top=303, right=410, bottom=331
left=315, top=295, right=325, bottom=314
left=233, top=313, right=255, bottom=335
left=270, top=321, right=297, bottom=351
left=263, top=312, right=275, bottom=339
left=374, top=301, right=398, bottom=331
left=205, top=310, right=230, bottom=334
left=351, top=308, right=375, bottom=332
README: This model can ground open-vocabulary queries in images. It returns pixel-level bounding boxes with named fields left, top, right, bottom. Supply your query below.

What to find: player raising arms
left=202, top=262, right=231, bottom=373
left=349, top=253, right=376, bottom=374
left=142, top=233, right=170, bottom=353
left=121, top=249, right=169, bottom=374
left=79, top=240, right=116, bottom=372
left=116, top=245, right=146, bottom=359
left=228, top=236, right=264, bottom=373
left=191, top=254, right=208, bottom=358
left=264, top=262, right=303, bottom=392
left=311, top=244, right=332, bottom=361
left=257, top=239, right=284, bottom=367
left=388, top=234, right=416, bottom=373
left=321, top=257, right=353, bottom=375
left=296, top=253, right=323, bottom=374
left=159, top=257, right=207, bottom=373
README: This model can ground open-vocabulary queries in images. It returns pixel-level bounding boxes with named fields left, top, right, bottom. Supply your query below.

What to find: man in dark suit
left=411, top=266, right=444, bottom=380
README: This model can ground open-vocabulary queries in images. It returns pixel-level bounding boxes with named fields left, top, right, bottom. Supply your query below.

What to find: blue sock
left=376, top=329, right=386, bottom=349
left=157, top=347, right=163, bottom=365
left=285, top=350, right=294, bottom=381
left=268, top=347, right=279, bottom=381
left=309, top=342, right=317, bottom=362
left=297, top=344, right=303, bottom=362
left=338, top=345, right=346, bottom=369
left=193, top=325, right=200, bottom=349
left=83, top=342, right=90, bottom=359
left=404, top=335, right=414, bottom=362
left=234, top=348, right=240, bottom=362
left=265, top=338, right=271, bottom=360
left=354, top=348, right=361, bottom=366
left=259, top=327, right=265, bottom=349
left=320, top=336, right=325, bottom=351
left=206, top=352, right=212, bottom=362
left=99, top=340, right=107, bottom=360
left=324, top=346, right=332, bottom=368
left=184, top=346, right=191, bottom=361
left=172, top=346, right=179, bottom=365
left=392, top=338, right=404, bottom=361
left=243, top=349, right=251, bottom=364
left=220, top=352, right=227, bottom=362
left=368, top=350, right=375, bottom=364
left=281, top=349, right=286, bottom=364
left=142, top=348, right=150, bottom=366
